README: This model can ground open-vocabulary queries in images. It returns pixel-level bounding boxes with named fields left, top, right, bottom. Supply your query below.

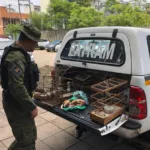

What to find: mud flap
left=99, top=114, right=129, bottom=136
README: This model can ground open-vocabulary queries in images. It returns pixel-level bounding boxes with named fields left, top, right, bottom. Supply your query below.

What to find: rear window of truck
left=61, top=39, right=125, bottom=66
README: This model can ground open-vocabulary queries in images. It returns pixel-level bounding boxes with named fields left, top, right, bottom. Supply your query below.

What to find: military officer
left=1, top=23, right=41, bottom=150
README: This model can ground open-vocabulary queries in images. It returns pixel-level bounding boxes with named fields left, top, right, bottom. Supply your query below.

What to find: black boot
left=75, top=126, right=86, bottom=139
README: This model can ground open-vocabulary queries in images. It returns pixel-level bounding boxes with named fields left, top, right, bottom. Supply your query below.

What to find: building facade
left=24, top=4, right=41, bottom=14
left=0, top=6, right=29, bottom=34
left=40, top=0, right=50, bottom=13
left=34, top=5, right=41, bottom=12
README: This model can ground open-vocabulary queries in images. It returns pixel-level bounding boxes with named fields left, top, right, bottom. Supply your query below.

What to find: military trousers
left=3, top=99, right=37, bottom=150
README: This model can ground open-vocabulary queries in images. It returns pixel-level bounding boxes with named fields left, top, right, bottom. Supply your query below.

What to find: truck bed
left=34, top=99, right=141, bottom=135
left=35, top=65, right=141, bottom=135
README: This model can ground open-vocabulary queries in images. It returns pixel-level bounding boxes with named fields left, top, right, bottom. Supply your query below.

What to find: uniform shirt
left=4, top=43, right=36, bottom=112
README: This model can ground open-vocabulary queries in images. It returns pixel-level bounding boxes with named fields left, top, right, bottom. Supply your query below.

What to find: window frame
left=147, top=36, right=150, bottom=57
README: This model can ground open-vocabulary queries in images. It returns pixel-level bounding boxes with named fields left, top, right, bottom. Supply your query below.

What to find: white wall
left=40, top=0, right=50, bottom=13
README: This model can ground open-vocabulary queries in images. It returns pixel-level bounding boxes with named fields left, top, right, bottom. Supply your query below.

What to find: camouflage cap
left=20, top=23, right=41, bottom=42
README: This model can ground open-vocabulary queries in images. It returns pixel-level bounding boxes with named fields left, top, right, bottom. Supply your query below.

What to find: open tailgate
left=35, top=100, right=128, bottom=136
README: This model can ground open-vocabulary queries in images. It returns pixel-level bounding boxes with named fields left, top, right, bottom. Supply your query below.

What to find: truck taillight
left=129, top=86, right=147, bottom=120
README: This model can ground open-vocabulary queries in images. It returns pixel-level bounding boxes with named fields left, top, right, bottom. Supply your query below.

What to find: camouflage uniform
left=1, top=24, right=41, bottom=150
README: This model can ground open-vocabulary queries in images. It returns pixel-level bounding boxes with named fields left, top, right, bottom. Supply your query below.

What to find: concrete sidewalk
left=0, top=91, right=138, bottom=150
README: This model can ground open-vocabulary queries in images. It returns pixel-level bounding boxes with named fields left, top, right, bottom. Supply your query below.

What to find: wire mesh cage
left=91, top=92, right=127, bottom=109
left=35, top=65, right=73, bottom=107
left=91, top=77, right=128, bottom=93
left=36, top=65, right=129, bottom=122
left=90, top=78, right=129, bottom=125
left=90, top=89, right=128, bottom=125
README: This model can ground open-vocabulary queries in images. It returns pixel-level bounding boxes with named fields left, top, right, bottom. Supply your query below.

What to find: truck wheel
left=40, top=46, right=45, bottom=50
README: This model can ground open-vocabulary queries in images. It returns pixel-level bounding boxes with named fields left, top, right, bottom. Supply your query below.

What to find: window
left=61, top=39, right=125, bottom=66
left=147, top=36, right=150, bottom=57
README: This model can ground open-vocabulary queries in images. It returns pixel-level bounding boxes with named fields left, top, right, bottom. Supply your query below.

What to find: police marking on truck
left=68, top=42, right=116, bottom=60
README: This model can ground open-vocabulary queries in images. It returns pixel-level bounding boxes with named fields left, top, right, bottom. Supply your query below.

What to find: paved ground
left=33, top=50, right=56, bottom=68
left=0, top=50, right=139, bottom=150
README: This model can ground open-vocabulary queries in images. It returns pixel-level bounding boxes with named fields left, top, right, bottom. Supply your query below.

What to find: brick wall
left=0, top=6, right=29, bottom=35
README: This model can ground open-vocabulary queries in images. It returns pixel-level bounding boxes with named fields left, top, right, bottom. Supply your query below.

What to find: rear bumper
left=34, top=100, right=141, bottom=138
left=113, top=127, right=140, bottom=138
left=113, top=117, right=141, bottom=138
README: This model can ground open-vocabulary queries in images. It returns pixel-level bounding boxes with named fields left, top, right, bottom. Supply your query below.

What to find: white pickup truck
left=35, top=27, right=150, bottom=139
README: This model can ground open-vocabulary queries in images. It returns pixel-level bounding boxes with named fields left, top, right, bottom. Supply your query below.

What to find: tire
left=47, top=49, right=51, bottom=52
left=52, top=47, right=55, bottom=52
left=39, top=47, right=45, bottom=50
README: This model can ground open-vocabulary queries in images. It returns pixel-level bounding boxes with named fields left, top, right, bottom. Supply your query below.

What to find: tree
left=144, top=3, right=150, bottom=13
left=130, top=0, right=147, bottom=7
left=31, top=12, right=52, bottom=30
left=5, top=24, right=22, bottom=39
left=68, top=0, right=92, bottom=7
left=103, top=3, right=150, bottom=27
left=105, top=0, right=119, bottom=12
left=68, top=6, right=103, bottom=29
left=75, top=0, right=92, bottom=7
left=47, top=0, right=104, bottom=29
left=47, top=0, right=74, bottom=29
left=92, top=0, right=106, bottom=11
left=47, top=0, right=94, bottom=29
left=42, top=14, right=53, bottom=30
left=32, top=12, right=43, bottom=30
left=46, top=0, right=150, bottom=30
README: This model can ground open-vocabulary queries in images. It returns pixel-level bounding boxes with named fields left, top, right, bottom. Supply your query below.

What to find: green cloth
left=63, top=91, right=88, bottom=111
left=63, top=105, right=86, bottom=111
left=69, top=91, right=89, bottom=105
left=69, top=96, right=77, bottom=101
